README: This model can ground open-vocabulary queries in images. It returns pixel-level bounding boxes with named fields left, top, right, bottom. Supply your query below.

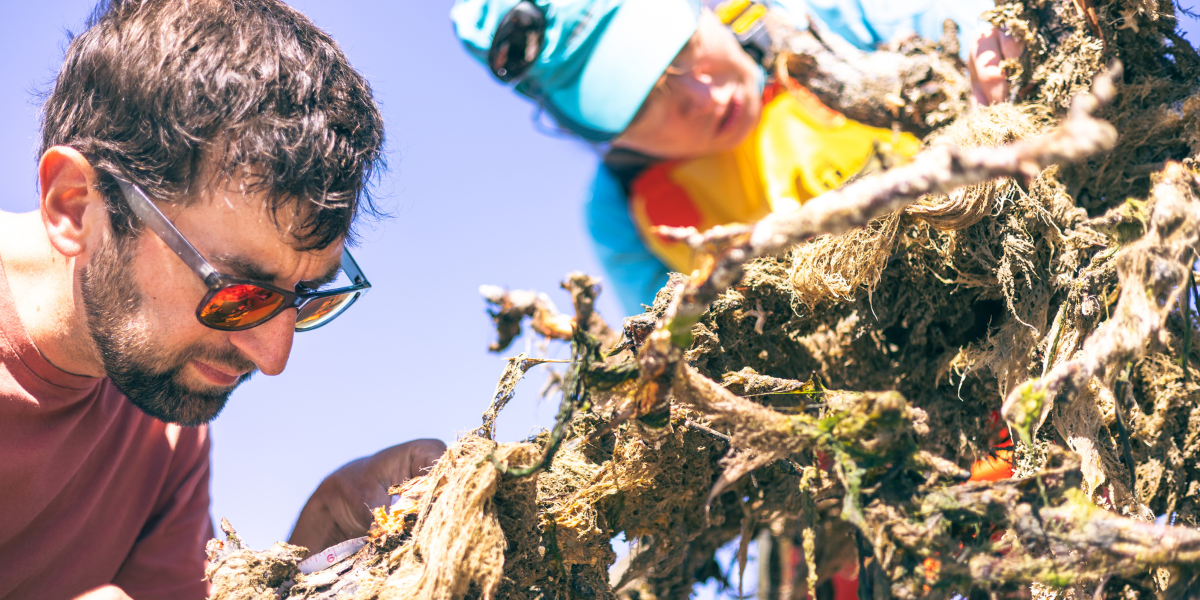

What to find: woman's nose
left=673, top=72, right=719, bottom=117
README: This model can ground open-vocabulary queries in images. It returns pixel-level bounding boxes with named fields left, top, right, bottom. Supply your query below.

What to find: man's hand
left=968, top=25, right=1026, bottom=105
left=74, top=585, right=134, bottom=600
left=288, top=438, right=445, bottom=554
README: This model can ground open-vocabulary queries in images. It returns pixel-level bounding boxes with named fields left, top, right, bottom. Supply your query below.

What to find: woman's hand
left=288, top=438, right=446, bottom=553
left=968, top=25, right=1026, bottom=105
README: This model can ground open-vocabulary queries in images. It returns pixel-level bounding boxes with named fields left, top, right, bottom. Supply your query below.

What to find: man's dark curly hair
left=40, top=0, right=385, bottom=250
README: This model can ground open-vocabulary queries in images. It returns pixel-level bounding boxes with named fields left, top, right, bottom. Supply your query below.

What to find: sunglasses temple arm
left=341, top=249, right=370, bottom=287
left=117, top=179, right=218, bottom=284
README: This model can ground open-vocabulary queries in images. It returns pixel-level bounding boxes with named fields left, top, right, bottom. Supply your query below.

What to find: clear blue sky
left=1, top=1, right=1197, bottom=596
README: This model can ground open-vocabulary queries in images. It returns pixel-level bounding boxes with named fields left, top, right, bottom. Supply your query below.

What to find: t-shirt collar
left=0, top=257, right=101, bottom=397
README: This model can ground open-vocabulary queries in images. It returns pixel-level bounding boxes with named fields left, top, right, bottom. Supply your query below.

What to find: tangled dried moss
left=787, top=102, right=1053, bottom=310
left=205, top=1, right=1200, bottom=598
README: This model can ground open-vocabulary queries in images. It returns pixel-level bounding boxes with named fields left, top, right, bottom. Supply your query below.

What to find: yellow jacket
left=628, top=81, right=920, bottom=274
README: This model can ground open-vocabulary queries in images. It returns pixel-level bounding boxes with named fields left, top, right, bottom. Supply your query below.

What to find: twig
left=492, top=274, right=606, bottom=478
left=680, top=419, right=814, bottom=481
left=854, top=530, right=873, bottom=600
left=472, top=354, right=569, bottom=440
left=1093, top=574, right=1111, bottom=600
left=1113, top=364, right=1138, bottom=493
left=1183, top=267, right=1193, bottom=384
left=479, top=285, right=574, bottom=353
left=744, top=299, right=771, bottom=334
left=1192, top=273, right=1200, bottom=373
left=682, top=419, right=732, bottom=444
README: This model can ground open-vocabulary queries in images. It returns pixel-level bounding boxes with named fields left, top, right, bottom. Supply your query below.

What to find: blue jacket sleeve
left=584, top=165, right=671, bottom=317
left=768, top=0, right=993, bottom=60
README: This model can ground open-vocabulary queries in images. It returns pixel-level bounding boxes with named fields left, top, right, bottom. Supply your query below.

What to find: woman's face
left=612, top=9, right=763, bottom=160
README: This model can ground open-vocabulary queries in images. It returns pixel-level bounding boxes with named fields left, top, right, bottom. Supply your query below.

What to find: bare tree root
left=633, top=62, right=1121, bottom=456
left=204, top=1, right=1200, bottom=598
left=1004, top=163, right=1200, bottom=447
left=760, top=11, right=970, bottom=136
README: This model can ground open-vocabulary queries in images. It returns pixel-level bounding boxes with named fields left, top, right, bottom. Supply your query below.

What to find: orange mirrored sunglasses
left=117, top=178, right=371, bottom=332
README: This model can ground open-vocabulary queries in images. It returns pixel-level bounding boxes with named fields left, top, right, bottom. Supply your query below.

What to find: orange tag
left=969, top=449, right=1014, bottom=482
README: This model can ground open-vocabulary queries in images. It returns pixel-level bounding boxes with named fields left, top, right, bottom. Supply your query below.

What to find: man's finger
left=410, top=439, right=447, bottom=476
left=289, top=438, right=449, bottom=553
left=74, top=585, right=135, bottom=600
left=368, top=438, right=446, bottom=484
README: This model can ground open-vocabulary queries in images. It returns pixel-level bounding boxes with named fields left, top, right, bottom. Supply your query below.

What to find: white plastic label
left=297, top=536, right=369, bottom=575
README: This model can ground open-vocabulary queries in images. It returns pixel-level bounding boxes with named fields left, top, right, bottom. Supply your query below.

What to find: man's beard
left=80, top=234, right=256, bottom=426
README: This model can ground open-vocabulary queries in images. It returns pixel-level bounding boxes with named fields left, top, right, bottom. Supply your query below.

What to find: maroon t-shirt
left=0, top=262, right=212, bottom=600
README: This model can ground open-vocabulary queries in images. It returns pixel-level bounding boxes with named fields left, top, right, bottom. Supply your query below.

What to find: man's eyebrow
left=209, top=253, right=282, bottom=285
left=301, top=262, right=343, bottom=290
left=209, top=252, right=343, bottom=290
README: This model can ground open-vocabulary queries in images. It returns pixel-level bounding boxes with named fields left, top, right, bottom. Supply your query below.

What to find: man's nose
left=228, top=309, right=295, bottom=376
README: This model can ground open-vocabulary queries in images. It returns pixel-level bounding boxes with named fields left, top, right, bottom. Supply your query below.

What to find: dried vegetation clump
left=206, top=1, right=1200, bottom=598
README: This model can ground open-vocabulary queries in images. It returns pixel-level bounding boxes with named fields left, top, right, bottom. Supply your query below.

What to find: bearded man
left=0, top=1, right=444, bottom=598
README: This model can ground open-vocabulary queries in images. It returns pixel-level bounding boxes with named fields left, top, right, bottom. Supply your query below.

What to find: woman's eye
left=672, top=37, right=700, bottom=68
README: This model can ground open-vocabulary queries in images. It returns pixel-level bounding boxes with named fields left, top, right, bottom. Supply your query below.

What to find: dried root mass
left=206, top=1, right=1200, bottom=598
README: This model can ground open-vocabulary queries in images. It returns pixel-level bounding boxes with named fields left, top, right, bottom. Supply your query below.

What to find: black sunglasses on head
left=116, top=178, right=371, bottom=332
left=485, top=1, right=634, bottom=143
left=489, top=1, right=546, bottom=82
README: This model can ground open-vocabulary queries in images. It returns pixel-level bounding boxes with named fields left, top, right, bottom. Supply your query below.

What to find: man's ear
left=39, top=146, right=106, bottom=258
